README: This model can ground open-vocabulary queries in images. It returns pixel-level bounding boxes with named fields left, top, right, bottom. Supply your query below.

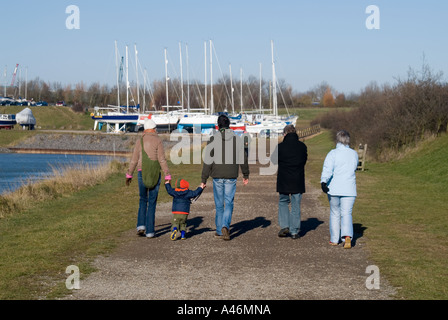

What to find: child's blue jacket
left=165, top=183, right=203, bottom=215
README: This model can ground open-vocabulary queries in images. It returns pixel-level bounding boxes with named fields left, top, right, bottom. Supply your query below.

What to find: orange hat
left=175, top=178, right=189, bottom=191
left=180, top=179, right=189, bottom=189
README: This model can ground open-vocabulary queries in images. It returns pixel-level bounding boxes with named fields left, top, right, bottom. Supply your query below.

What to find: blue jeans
left=278, top=193, right=302, bottom=235
left=212, top=178, right=237, bottom=235
left=328, top=195, right=356, bottom=243
left=137, top=171, right=161, bottom=236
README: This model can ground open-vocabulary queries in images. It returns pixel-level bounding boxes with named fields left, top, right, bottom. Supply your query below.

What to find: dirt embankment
left=4, top=132, right=178, bottom=156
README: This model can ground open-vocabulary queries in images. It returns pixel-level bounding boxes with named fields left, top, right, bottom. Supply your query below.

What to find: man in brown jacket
left=126, top=118, right=171, bottom=238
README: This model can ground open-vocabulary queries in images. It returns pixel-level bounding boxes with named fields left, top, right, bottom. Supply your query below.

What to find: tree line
left=314, top=63, right=448, bottom=161
left=4, top=76, right=350, bottom=113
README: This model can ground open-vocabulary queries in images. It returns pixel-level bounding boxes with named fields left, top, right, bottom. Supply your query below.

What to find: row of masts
left=114, top=40, right=279, bottom=117
left=2, top=65, right=29, bottom=100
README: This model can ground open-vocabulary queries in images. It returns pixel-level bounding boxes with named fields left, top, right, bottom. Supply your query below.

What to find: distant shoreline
left=0, top=147, right=13, bottom=153
left=8, top=148, right=131, bottom=157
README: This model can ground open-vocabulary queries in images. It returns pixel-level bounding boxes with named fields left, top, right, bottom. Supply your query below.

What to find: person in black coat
left=271, top=125, right=308, bottom=239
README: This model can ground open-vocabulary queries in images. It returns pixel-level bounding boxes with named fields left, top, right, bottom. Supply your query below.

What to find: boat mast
left=204, top=41, right=207, bottom=113
left=240, top=68, right=243, bottom=114
left=126, top=45, right=129, bottom=113
left=186, top=43, right=190, bottom=112
left=210, top=40, right=214, bottom=115
left=229, top=64, right=234, bottom=114
left=271, top=40, right=277, bottom=117
left=143, top=68, right=147, bottom=112
left=179, top=42, right=184, bottom=111
left=259, top=63, right=262, bottom=114
left=25, top=67, right=27, bottom=100
left=3, top=66, right=6, bottom=97
left=18, top=67, right=21, bottom=98
left=135, top=44, right=140, bottom=108
left=165, top=48, right=169, bottom=113
left=115, top=41, right=120, bottom=109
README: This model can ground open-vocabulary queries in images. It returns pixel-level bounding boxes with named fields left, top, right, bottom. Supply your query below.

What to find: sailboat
left=219, top=65, right=247, bottom=134
left=91, top=43, right=142, bottom=133
left=176, top=40, right=218, bottom=134
left=245, top=40, right=298, bottom=137
left=141, top=47, right=183, bottom=133
left=91, top=43, right=182, bottom=133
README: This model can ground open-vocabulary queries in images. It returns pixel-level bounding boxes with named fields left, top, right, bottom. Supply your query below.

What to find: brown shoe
left=214, top=232, right=223, bottom=239
left=343, top=236, right=351, bottom=249
left=221, top=227, right=230, bottom=241
left=278, top=228, right=290, bottom=238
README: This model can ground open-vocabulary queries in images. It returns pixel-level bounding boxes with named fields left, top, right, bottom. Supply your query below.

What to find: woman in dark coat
left=271, top=125, right=308, bottom=239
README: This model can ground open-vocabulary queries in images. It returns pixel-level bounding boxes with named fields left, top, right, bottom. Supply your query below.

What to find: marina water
left=0, top=153, right=122, bottom=195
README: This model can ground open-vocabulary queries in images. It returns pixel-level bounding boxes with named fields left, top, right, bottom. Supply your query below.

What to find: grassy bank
left=0, top=161, right=124, bottom=218
left=305, top=131, right=448, bottom=299
left=0, top=130, right=36, bottom=148
left=0, top=106, right=93, bottom=131
left=355, top=134, right=448, bottom=299
left=284, top=107, right=352, bottom=129
left=0, top=106, right=94, bottom=148
left=1, top=123, right=446, bottom=299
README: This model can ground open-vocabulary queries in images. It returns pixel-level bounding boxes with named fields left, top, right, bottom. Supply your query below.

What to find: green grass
left=354, top=134, right=448, bottom=299
left=0, top=106, right=95, bottom=148
left=0, top=106, right=93, bottom=131
left=0, top=130, right=35, bottom=147
left=1, top=120, right=447, bottom=299
left=0, top=160, right=202, bottom=299
left=305, top=131, right=448, bottom=299
left=0, top=169, right=136, bottom=299
left=279, top=107, right=353, bottom=129
left=303, top=130, right=335, bottom=188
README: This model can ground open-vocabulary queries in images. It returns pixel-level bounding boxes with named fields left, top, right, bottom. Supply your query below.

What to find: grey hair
left=283, top=124, right=296, bottom=135
left=336, top=130, right=350, bottom=145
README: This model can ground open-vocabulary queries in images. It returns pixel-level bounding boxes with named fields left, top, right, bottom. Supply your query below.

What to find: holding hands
left=165, top=175, right=172, bottom=184
left=125, top=173, right=133, bottom=186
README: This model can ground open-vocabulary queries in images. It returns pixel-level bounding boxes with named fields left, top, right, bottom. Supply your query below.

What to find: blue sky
left=2, top=0, right=447, bottom=95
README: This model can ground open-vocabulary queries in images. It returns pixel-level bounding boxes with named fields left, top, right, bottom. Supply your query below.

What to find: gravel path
left=64, top=162, right=396, bottom=300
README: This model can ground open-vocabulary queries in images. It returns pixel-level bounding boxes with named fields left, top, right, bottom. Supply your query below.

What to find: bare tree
left=322, top=87, right=335, bottom=107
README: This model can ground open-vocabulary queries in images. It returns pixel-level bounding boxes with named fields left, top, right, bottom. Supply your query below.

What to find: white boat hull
left=177, top=114, right=218, bottom=133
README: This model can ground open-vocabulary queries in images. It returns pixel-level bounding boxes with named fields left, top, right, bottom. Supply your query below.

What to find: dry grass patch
left=0, top=160, right=124, bottom=218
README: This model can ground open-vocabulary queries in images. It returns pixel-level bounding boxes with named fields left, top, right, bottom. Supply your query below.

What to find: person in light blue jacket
left=320, top=130, right=359, bottom=249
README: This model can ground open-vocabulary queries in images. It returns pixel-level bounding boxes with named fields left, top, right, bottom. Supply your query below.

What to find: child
left=165, top=178, right=205, bottom=240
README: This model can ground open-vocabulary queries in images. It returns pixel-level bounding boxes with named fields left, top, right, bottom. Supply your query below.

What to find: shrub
left=322, top=87, right=335, bottom=107
left=318, top=64, right=448, bottom=160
